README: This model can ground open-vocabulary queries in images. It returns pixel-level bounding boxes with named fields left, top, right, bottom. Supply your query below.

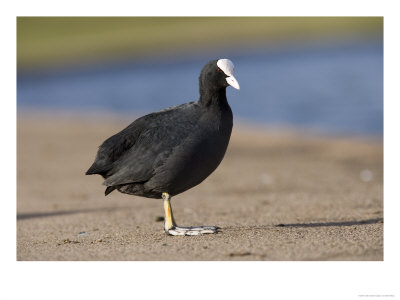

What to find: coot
left=86, top=58, right=240, bottom=235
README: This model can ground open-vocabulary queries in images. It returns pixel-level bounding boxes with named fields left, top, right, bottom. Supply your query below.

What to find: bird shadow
left=222, top=218, right=383, bottom=231
left=17, top=206, right=124, bottom=220
left=274, top=218, right=383, bottom=228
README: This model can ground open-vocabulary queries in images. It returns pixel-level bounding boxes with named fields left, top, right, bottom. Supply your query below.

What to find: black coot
left=86, top=58, right=240, bottom=235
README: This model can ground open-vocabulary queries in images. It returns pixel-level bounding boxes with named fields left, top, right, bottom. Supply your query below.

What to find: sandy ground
left=17, top=112, right=383, bottom=261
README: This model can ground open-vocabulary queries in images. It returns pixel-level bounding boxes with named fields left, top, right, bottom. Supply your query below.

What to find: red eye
left=217, top=68, right=222, bottom=72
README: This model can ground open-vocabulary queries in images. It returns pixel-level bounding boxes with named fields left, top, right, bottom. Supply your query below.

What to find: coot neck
left=198, top=87, right=228, bottom=108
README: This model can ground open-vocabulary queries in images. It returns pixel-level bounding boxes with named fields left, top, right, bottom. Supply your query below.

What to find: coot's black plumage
left=86, top=59, right=240, bottom=235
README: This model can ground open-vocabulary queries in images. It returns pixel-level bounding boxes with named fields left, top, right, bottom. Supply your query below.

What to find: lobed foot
left=166, top=226, right=220, bottom=236
left=162, top=192, right=219, bottom=236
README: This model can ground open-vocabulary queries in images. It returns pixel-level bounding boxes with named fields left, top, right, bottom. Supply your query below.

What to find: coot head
left=199, top=59, right=240, bottom=92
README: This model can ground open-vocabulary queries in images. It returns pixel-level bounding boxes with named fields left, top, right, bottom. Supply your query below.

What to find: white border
left=3, top=1, right=399, bottom=300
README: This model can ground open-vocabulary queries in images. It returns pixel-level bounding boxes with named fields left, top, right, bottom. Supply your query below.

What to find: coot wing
left=103, top=121, right=198, bottom=187
left=86, top=103, right=200, bottom=187
left=85, top=116, right=146, bottom=177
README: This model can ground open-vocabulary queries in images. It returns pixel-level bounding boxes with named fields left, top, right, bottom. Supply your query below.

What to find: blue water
left=17, top=38, right=383, bottom=135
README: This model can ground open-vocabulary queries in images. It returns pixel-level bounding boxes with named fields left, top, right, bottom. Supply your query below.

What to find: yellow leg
left=161, top=192, right=219, bottom=236
left=162, top=192, right=176, bottom=232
